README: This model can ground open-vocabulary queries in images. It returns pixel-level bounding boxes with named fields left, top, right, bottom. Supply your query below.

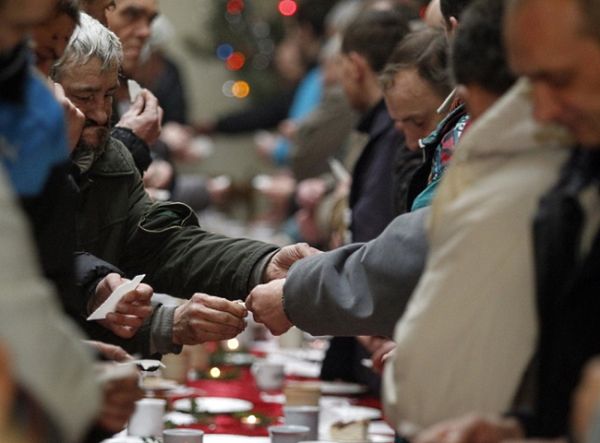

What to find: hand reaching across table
left=172, top=293, right=248, bottom=345
left=84, top=340, right=133, bottom=363
left=263, top=243, right=321, bottom=282
left=246, top=278, right=292, bottom=336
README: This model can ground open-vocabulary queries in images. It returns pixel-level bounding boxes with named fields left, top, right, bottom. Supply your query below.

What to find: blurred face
left=106, top=0, right=158, bottom=75
left=384, top=68, right=445, bottom=150
left=59, top=57, right=118, bottom=151
left=506, top=0, right=600, bottom=148
left=31, top=13, right=77, bottom=76
left=80, top=0, right=116, bottom=26
left=340, top=52, right=368, bottom=111
left=0, top=0, right=56, bottom=52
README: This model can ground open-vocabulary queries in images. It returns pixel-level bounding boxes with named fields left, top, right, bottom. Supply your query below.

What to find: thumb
left=104, top=273, right=126, bottom=292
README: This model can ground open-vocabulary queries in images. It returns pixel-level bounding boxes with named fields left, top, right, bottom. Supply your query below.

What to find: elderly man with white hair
left=52, top=14, right=316, bottom=354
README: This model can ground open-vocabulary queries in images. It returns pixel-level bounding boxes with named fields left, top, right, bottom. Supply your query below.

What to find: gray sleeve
left=283, top=207, right=429, bottom=337
left=149, top=304, right=182, bottom=355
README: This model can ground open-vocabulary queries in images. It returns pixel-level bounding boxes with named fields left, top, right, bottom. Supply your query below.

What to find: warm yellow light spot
left=210, top=367, right=221, bottom=378
left=232, top=81, right=250, bottom=98
left=227, top=338, right=240, bottom=350
left=242, top=414, right=259, bottom=425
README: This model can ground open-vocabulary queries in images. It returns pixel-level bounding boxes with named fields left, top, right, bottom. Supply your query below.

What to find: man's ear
left=348, top=51, right=370, bottom=81
left=449, top=16, right=459, bottom=33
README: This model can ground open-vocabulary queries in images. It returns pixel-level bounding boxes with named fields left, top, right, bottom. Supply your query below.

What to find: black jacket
left=518, top=148, right=600, bottom=438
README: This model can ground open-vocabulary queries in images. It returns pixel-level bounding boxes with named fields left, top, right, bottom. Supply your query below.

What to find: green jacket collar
left=89, top=137, right=135, bottom=178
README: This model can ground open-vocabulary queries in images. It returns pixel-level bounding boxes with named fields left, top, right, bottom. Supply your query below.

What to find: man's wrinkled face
left=0, top=0, right=56, bottom=52
left=59, top=57, right=119, bottom=151
left=80, top=0, right=116, bottom=26
left=31, top=13, right=77, bottom=76
left=506, top=0, right=600, bottom=147
left=384, top=68, right=445, bottom=150
left=106, top=0, right=158, bottom=75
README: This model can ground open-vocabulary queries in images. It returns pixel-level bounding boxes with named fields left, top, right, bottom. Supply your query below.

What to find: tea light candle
left=226, top=338, right=240, bottom=351
left=209, top=367, right=221, bottom=378
left=241, top=414, right=261, bottom=426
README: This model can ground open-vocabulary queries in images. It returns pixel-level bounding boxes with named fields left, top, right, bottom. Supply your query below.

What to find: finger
left=190, top=316, right=244, bottom=335
left=129, top=91, right=145, bottom=113
left=104, top=273, right=125, bottom=292
left=115, top=302, right=153, bottom=320
left=157, top=105, right=164, bottom=123
left=245, top=293, right=255, bottom=312
left=110, top=325, right=137, bottom=339
left=192, top=293, right=247, bottom=318
left=134, top=283, right=154, bottom=300
left=119, top=284, right=153, bottom=304
left=140, top=89, right=158, bottom=114
left=116, top=291, right=153, bottom=309
left=53, top=83, right=66, bottom=100
left=105, top=312, right=144, bottom=329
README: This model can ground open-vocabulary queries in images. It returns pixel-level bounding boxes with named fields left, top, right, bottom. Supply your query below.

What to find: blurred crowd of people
left=2, top=0, right=600, bottom=442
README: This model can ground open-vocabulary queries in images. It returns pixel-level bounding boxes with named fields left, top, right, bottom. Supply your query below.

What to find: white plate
left=164, top=411, right=196, bottom=425
left=320, top=381, right=368, bottom=395
left=334, top=405, right=382, bottom=423
left=223, top=352, right=255, bottom=366
left=173, top=397, right=253, bottom=414
left=205, top=435, right=269, bottom=443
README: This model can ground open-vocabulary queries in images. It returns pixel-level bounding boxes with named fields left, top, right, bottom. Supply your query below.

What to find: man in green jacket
left=53, top=14, right=316, bottom=353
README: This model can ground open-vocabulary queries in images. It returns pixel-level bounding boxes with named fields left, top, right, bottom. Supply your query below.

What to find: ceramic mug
left=268, top=424, right=310, bottom=443
left=251, top=361, right=285, bottom=391
left=127, top=398, right=166, bottom=437
left=284, top=405, right=320, bottom=441
left=163, top=428, right=204, bottom=443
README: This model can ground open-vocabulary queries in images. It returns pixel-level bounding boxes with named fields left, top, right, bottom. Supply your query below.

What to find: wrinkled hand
left=161, top=122, right=197, bottom=161
left=84, top=340, right=133, bottom=362
left=97, top=372, right=142, bottom=432
left=414, top=414, right=524, bottom=443
left=296, top=178, right=328, bottom=209
left=263, top=243, right=321, bottom=282
left=90, top=273, right=154, bottom=339
left=143, top=159, right=174, bottom=189
left=296, top=209, right=326, bottom=246
left=117, top=89, right=163, bottom=145
left=371, top=340, right=395, bottom=373
left=246, top=278, right=292, bottom=336
left=172, top=293, right=247, bottom=345
left=357, top=336, right=396, bottom=374
left=53, top=83, right=85, bottom=151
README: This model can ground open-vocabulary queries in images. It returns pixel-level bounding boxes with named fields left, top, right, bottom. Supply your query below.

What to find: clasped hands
left=246, top=242, right=320, bottom=335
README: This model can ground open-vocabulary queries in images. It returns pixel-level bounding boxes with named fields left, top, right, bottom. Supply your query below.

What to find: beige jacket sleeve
left=0, top=168, right=101, bottom=443
left=383, top=81, right=570, bottom=435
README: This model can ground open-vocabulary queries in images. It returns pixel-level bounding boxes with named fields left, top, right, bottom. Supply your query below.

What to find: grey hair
left=52, top=12, right=122, bottom=80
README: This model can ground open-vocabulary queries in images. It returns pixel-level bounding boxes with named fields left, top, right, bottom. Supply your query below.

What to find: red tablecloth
left=170, top=366, right=381, bottom=437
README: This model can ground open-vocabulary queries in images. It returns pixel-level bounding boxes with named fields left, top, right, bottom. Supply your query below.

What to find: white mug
left=269, top=424, right=310, bottom=443
left=251, top=361, right=285, bottom=391
left=163, top=428, right=204, bottom=443
left=284, top=405, right=320, bottom=441
left=127, top=398, right=166, bottom=437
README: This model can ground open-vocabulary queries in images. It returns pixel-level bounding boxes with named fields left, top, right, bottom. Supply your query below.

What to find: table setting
left=103, top=328, right=395, bottom=443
